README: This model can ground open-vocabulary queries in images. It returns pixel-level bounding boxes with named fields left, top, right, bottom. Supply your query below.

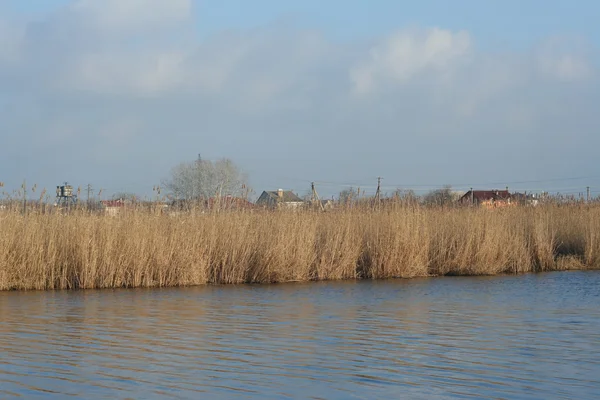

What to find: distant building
left=100, top=199, right=128, bottom=216
left=256, top=189, right=304, bottom=209
left=511, top=192, right=540, bottom=207
left=459, top=190, right=513, bottom=208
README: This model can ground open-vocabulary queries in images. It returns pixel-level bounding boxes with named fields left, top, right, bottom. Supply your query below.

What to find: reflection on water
left=1, top=272, right=599, bottom=399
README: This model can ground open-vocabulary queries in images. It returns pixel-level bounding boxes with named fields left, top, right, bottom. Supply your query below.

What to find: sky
left=1, top=0, right=599, bottom=200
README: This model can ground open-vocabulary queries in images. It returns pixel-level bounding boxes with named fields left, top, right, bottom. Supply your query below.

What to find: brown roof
left=462, top=190, right=511, bottom=202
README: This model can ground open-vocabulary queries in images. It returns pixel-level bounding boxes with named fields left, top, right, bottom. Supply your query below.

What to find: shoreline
left=0, top=268, right=597, bottom=292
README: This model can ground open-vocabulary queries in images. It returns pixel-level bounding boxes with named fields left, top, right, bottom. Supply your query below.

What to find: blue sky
left=201, top=0, right=598, bottom=48
left=9, top=0, right=598, bottom=47
left=1, top=0, right=599, bottom=199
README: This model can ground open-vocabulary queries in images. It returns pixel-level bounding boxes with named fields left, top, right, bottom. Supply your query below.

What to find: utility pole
left=587, top=186, right=590, bottom=203
left=311, top=182, right=325, bottom=211
left=470, top=187, right=474, bottom=206
left=86, top=184, right=93, bottom=210
left=375, top=177, right=382, bottom=208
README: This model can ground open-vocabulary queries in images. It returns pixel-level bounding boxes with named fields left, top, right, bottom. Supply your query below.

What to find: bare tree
left=392, top=188, right=420, bottom=206
left=423, top=185, right=455, bottom=207
left=338, top=187, right=359, bottom=205
left=163, top=157, right=248, bottom=202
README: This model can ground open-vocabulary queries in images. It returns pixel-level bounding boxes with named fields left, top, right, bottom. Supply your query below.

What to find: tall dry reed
left=0, top=205, right=598, bottom=290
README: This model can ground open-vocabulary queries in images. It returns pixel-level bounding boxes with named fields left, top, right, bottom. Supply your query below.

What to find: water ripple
left=1, top=272, right=600, bottom=399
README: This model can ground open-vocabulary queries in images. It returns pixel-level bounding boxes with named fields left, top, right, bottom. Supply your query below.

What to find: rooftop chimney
left=278, top=189, right=284, bottom=198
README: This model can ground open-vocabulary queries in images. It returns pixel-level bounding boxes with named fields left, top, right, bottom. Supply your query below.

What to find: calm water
left=1, top=272, right=599, bottom=399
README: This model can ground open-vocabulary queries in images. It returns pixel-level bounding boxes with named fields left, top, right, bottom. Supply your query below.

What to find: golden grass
left=0, top=205, right=598, bottom=290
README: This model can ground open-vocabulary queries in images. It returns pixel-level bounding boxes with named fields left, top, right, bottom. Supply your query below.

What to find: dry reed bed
left=0, top=205, right=598, bottom=290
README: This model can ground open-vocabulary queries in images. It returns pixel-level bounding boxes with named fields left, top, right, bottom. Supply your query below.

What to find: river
left=1, top=271, right=599, bottom=399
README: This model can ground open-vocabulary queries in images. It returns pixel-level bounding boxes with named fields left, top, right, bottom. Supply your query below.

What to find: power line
left=306, top=174, right=600, bottom=190
left=361, top=175, right=600, bottom=190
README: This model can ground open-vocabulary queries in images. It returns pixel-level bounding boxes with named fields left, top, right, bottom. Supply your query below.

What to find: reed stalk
left=0, top=205, right=597, bottom=290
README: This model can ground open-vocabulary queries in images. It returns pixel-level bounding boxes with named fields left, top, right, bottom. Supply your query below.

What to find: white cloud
left=350, top=28, right=472, bottom=94
left=71, top=0, right=192, bottom=34
left=535, top=36, right=594, bottom=82
left=69, top=50, right=187, bottom=95
left=539, top=54, right=592, bottom=81
left=4, top=0, right=196, bottom=95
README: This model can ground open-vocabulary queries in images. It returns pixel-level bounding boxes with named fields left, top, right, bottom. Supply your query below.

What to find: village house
left=459, top=189, right=513, bottom=208
left=100, top=199, right=128, bottom=216
left=256, top=189, right=304, bottom=209
left=511, top=192, right=540, bottom=206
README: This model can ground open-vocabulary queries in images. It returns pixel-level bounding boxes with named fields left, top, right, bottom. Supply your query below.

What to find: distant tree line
left=337, top=185, right=459, bottom=207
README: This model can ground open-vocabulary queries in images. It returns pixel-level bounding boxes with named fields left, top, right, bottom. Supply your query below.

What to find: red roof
left=462, top=190, right=511, bottom=202
left=101, top=200, right=127, bottom=207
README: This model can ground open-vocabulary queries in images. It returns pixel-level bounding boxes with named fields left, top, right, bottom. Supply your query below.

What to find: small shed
left=256, top=189, right=304, bottom=209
